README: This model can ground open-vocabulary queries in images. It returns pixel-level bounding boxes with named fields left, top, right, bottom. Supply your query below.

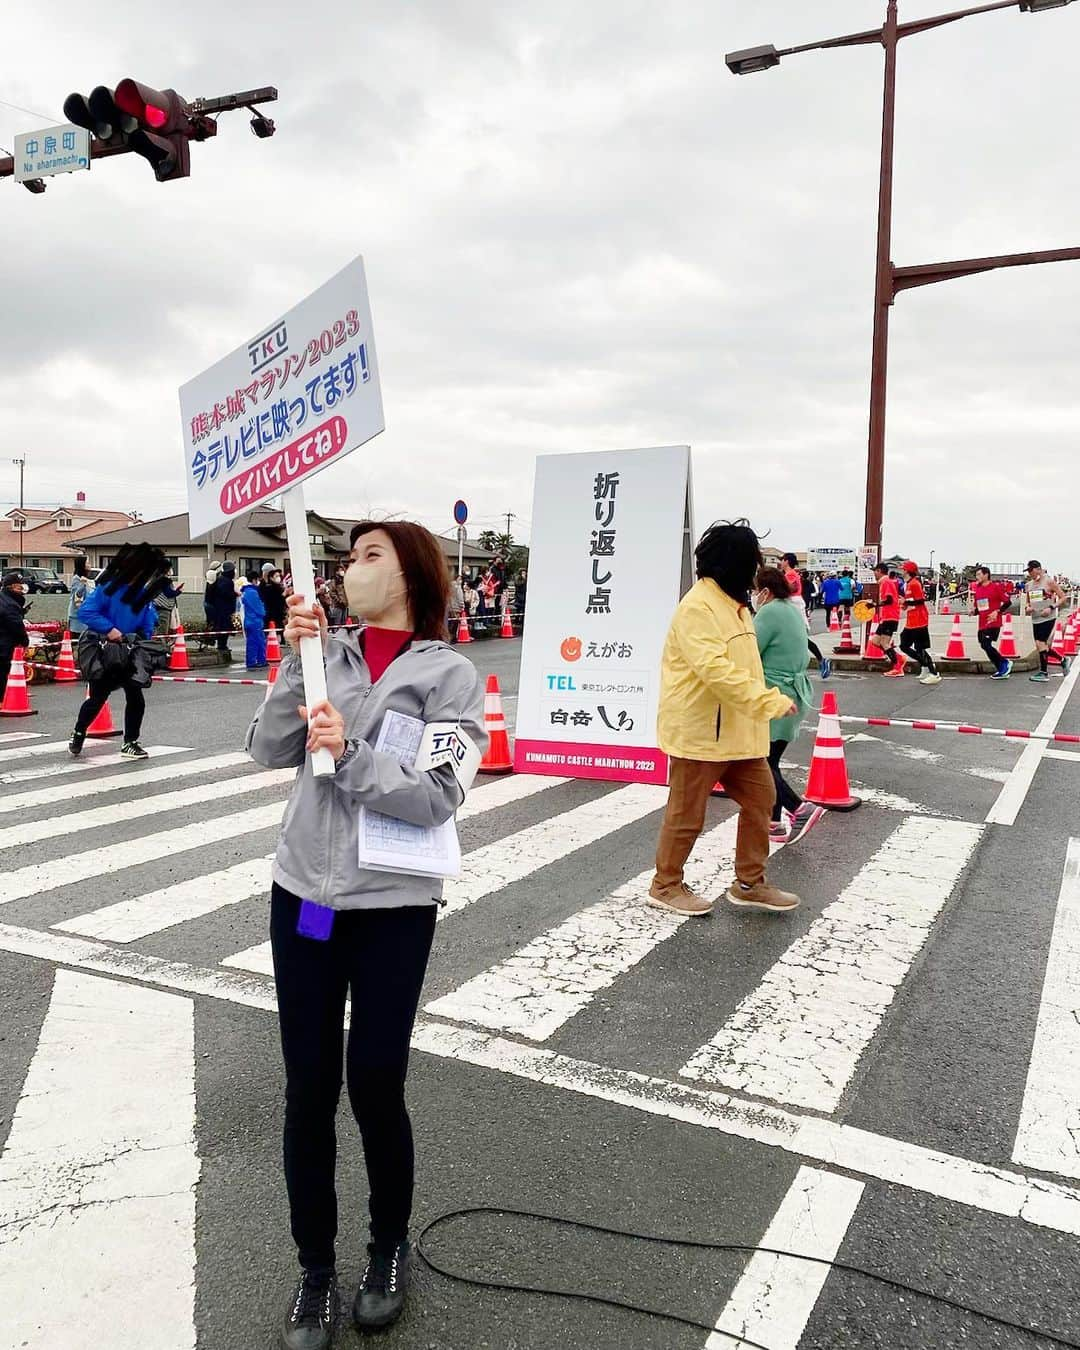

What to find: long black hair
left=695, top=520, right=765, bottom=607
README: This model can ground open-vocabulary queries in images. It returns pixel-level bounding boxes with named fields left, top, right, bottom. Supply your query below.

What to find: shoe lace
left=291, top=1273, right=333, bottom=1326
left=362, top=1244, right=402, bottom=1295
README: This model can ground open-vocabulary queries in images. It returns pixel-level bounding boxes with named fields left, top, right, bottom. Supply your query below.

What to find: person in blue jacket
left=69, top=569, right=158, bottom=760
left=241, top=571, right=268, bottom=669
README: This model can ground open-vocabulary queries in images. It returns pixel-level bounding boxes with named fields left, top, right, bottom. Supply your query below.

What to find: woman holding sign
left=247, top=520, right=485, bottom=1349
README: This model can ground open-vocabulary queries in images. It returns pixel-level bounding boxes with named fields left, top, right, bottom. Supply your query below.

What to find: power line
left=0, top=96, right=60, bottom=123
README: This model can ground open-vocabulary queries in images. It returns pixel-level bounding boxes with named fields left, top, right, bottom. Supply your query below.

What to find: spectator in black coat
left=259, top=568, right=288, bottom=632
left=0, top=570, right=31, bottom=701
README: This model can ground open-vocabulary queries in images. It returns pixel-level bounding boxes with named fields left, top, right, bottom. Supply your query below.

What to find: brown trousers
left=653, top=756, right=776, bottom=891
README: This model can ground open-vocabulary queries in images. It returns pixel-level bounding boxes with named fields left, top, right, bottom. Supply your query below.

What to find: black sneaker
left=68, top=729, right=85, bottom=757
left=281, top=1270, right=338, bottom=1350
left=120, top=741, right=149, bottom=760
left=353, top=1240, right=410, bottom=1331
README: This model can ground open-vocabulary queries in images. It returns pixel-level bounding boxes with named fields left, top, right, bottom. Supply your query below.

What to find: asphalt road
left=3, top=623, right=1080, bottom=1350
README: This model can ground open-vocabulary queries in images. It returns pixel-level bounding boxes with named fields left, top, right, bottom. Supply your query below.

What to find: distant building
left=0, top=504, right=139, bottom=575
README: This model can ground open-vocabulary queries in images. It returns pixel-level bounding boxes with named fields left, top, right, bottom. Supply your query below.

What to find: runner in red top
left=870, top=561, right=904, bottom=675
left=898, top=561, right=941, bottom=685
left=970, top=565, right=1013, bottom=679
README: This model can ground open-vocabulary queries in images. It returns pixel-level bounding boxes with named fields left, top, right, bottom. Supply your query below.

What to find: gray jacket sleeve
left=245, top=653, right=307, bottom=768
left=331, top=660, right=487, bottom=827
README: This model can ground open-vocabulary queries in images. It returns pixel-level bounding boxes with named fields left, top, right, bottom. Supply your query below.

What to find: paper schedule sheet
left=357, top=711, right=462, bottom=878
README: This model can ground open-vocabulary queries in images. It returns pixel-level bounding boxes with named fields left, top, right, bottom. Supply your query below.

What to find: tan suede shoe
left=648, top=881, right=713, bottom=916
left=726, top=882, right=800, bottom=913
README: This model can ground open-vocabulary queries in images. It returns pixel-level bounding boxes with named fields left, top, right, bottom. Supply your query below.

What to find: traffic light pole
left=0, top=85, right=276, bottom=184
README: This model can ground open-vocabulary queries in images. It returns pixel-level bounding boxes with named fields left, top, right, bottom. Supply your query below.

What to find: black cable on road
left=417, top=1206, right=1080, bottom=1349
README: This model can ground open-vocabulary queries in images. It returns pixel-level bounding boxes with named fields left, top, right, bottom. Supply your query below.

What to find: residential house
left=0, top=504, right=139, bottom=576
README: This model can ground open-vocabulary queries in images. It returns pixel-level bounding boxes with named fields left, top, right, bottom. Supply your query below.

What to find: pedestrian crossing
left=3, top=731, right=1080, bottom=1349
left=0, top=735, right=1077, bottom=1178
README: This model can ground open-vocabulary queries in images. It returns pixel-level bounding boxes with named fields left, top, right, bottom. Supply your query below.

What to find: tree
left=477, top=530, right=528, bottom=576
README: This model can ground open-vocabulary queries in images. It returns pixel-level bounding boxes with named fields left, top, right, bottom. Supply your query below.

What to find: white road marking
left=0, top=737, right=121, bottom=764
left=1013, top=837, right=1080, bottom=1179
left=0, top=802, right=286, bottom=906
left=0, top=766, right=295, bottom=851
left=0, top=751, right=251, bottom=816
left=706, top=1167, right=864, bottom=1350
left=224, top=783, right=668, bottom=976
left=424, top=816, right=739, bottom=1039
left=986, top=659, right=1080, bottom=825
left=459, top=773, right=569, bottom=816
left=0, top=745, right=188, bottom=784
left=0, top=969, right=198, bottom=1349
left=3, top=923, right=1080, bottom=1238
left=1045, top=748, right=1080, bottom=764
left=57, top=855, right=276, bottom=943
left=0, top=731, right=42, bottom=743
left=681, top=817, right=983, bottom=1112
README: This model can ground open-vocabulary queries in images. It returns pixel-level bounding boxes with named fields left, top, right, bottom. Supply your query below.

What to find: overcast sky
left=3, top=1, right=1079, bottom=569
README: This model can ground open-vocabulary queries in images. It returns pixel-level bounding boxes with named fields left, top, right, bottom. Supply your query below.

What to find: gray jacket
left=245, top=631, right=487, bottom=910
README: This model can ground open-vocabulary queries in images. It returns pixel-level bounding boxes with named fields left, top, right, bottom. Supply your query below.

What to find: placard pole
left=282, top=484, right=336, bottom=778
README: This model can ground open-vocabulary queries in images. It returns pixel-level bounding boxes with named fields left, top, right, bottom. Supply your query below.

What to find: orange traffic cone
left=55, top=631, right=78, bottom=682
left=499, top=607, right=514, bottom=639
left=0, top=649, right=36, bottom=717
left=865, top=618, right=886, bottom=660
left=941, top=599, right=951, bottom=614
left=456, top=612, right=473, bottom=644
left=804, top=691, right=860, bottom=812
left=998, top=612, right=1018, bottom=659
left=828, top=608, right=841, bottom=633
left=266, top=621, right=282, bottom=663
left=169, top=624, right=190, bottom=672
left=1063, top=617, right=1079, bottom=659
left=1051, top=620, right=1068, bottom=660
left=479, top=674, right=512, bottom=773
left=832, top=611, right=859, bottom=655
left=263, top=662, right=279, bottom=703
left=944, top=614, right=967, bottom=660
left=85, top=686, right=121, bottom=738
left=710, top=781, right=727, bottom=797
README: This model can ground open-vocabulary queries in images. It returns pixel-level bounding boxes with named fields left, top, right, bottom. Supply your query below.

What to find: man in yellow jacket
left=651, top=521, right=800, bottom=917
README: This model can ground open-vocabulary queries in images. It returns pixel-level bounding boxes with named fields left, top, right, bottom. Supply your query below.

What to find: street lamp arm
left=775, top=0, right=1023, bottom=60
left=893, top=245, right=1080, bottom=293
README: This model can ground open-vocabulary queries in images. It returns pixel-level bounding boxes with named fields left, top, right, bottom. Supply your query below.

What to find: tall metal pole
left=13, top=458, right=25, bottom=567
left=864, top=0, right=899, bottom=563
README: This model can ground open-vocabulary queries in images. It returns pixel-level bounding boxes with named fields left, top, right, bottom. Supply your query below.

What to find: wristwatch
left=334, top=738, right=361, bottom=772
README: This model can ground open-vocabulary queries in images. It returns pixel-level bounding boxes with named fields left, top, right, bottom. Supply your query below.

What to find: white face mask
left=344, top=559, right=406, bottom=619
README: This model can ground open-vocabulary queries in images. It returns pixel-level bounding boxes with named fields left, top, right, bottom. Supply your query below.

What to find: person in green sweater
left=754, top=567, right=825, bottom=844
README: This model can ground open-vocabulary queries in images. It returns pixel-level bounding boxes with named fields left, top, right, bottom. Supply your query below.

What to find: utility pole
left=505, top=511, right=513, bottom=541
left=11, top=458, right=25, bottom=567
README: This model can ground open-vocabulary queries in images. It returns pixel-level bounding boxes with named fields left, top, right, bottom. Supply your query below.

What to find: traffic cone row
left=804, top=691, right=860, bottom=812
left=0, top=649, right=37, bottom=717
left=479, top=674, right=512, bottom=773
left=55, top=631, right=78, bottom=682
left=266, top=622, right=282, bottom=663
left=169, top=624, right=190, bottom=672
left=944, top=614, right=967, bottom=660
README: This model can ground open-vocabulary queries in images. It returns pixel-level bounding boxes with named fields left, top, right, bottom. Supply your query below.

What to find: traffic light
left=61, top=79, right=199, bottom=182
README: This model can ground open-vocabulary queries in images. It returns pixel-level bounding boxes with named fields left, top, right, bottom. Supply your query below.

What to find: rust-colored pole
left=864, top=0, right=899, bottom=563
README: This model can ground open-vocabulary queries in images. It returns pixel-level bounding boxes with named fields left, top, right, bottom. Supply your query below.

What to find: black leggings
left=75, top=669, right=146, bottom=741
left=270, top=884, right=437, bottom=1272
left=768, top=739, right=802, bottom=822
left=977, top=627, right=1003, bottom=670
left=900, top=627, right=938, bottom=675
left=807, top=638, right=823, bottom=664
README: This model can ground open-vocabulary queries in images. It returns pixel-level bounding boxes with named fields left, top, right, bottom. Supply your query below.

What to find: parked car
left=21, top=567, right=68, bottom=594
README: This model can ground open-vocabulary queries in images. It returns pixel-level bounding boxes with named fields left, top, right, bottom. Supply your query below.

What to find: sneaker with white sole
left=726, top=882, right=800, bottom=913
left=120, top=741, right=149, bottom=760
left=785, top=802, right=825, bottom=842
left=768, top=821, right=790, bottom=844
left=919, top=671, right=943, bottom=685
left=648, top=881, right=713, bottom=915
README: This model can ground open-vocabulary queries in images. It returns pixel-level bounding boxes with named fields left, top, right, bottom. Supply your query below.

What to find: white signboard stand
left=515, top=446, right=693, bottom=785
left=179, top=256, right=384, bottom=777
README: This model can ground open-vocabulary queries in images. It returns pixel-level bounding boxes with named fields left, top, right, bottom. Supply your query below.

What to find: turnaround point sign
left=179, top=256, right=384, bottom=539
left=514, top=445, right=694, bottom=785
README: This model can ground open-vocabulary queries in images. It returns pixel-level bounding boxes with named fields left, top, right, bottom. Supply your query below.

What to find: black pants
left=270, top=884, right=437, bottom=1272
left=977, top=627, right=1004, bottom=670
left=767, top=739, right=802, bottom=822
left=900, top=627, right=938, bottom=674
left=75, top=668, right=146, bottom=741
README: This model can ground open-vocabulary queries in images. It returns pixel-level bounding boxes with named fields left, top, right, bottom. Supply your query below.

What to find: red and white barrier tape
left=838, top=714, right=1080, bottom=746
left=24, top=659, right=269, bottom=688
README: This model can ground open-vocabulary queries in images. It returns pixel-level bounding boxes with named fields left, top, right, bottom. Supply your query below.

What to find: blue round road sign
left=453, top=500, right=468, bottom=526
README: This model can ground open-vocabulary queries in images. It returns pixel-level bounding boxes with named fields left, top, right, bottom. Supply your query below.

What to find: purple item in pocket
left=297, top=900, right=334, bottom=941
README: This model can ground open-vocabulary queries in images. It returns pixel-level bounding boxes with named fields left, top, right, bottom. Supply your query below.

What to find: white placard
left=807, top=547, right=857, bottom=572
left=514, top=446, right=693, bottom=785
left=178, top=255, right=384, bottom=539
left=857, top=544, right=880, bottom=585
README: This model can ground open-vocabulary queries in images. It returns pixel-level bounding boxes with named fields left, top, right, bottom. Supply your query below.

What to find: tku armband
left=415, top=721, right=482, bottom=793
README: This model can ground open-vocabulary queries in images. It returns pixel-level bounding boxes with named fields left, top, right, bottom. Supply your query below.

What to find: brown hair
left=755, top=565, right=792, bottom=600
left=349, top=520, right=450, bottom=641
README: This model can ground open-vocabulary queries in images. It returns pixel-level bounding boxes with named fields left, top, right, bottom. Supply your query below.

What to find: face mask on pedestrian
left=344, top=557, right=407, bottom=620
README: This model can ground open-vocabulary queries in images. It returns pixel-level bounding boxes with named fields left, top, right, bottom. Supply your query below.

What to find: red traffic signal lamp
left=62, top=79, right=203, bottom=182
left=115, top=79, right=178, bottom=132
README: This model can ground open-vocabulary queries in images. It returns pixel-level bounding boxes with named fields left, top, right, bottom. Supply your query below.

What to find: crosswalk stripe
left=0, top=745, right=188, bottom=785
left=0, top=766, right=295, bottom=851
left=0, top=751, right=252, bottom=816
left=60, top=773, right=568, bottom=947
left=223, top=783, right=667, bottom=976
left=57, top=855, right=276, bottom=943
left=0, top=738, right=103, bottom=764
left=424, top=816, right=739, bottom=1039
left=0, top=969, right=198, bottom=1347
left=680, top=816, right=983, bottom=1112
left=1013, top=837, right=1080, bottom=1179
left=0, top=731, right=43, bottom=744
left=706, top=1166, right=864, bottom=1350
left=0, top=801, right=286, bottom=906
